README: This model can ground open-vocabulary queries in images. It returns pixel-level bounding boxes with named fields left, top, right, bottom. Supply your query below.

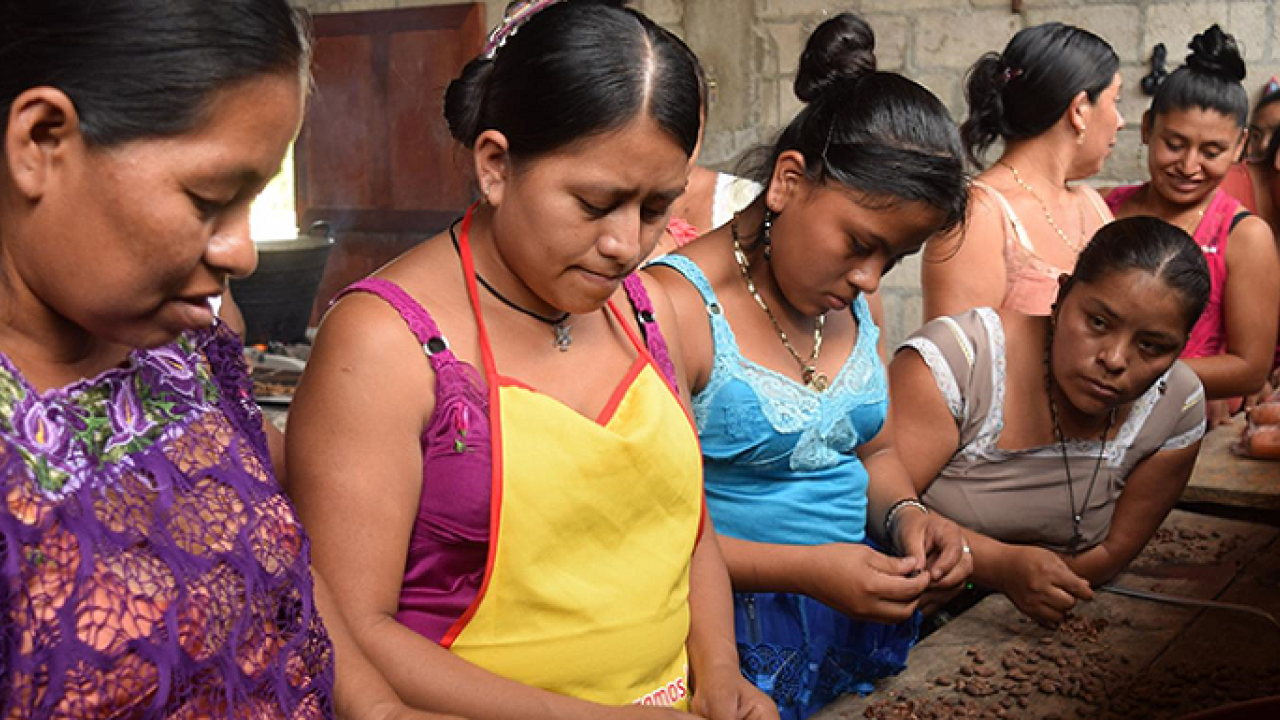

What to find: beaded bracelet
left=884, top=498, right=929, bottom=550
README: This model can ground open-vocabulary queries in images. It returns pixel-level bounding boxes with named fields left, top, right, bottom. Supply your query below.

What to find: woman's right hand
left=1000, top=546, right=1093, bottom=625
left=803, top=543, right=932, bottom=623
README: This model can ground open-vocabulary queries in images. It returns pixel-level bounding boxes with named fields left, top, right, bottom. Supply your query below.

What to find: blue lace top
left=651, top=255, right=887, bottom=546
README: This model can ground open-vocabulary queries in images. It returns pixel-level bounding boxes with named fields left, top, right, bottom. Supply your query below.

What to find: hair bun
left=794, top=13, right=876, bottom=103
left=1185, top=24, right=1245, bottom=83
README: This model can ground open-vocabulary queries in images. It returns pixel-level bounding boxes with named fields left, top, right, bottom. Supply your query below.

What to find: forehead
left=1072, top=268, right=1191, bottom=333
left=125, top=74, right=304, bottom=173
left=813, top=185, right=948, bottom=253
left=1254, top=101, right=1280, bottom=127
left=517, top=116, right=689, bottom=190
left=1154, top=105, right=1242, bottom=138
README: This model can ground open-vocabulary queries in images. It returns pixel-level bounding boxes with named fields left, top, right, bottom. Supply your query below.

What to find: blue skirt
left=734, top=591, right=920, bottom=719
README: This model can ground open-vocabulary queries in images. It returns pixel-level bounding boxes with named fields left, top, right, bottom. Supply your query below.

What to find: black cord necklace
left=1044, top=323, right=1117, bottom=554
left=450, top=219, right=573, bottom=352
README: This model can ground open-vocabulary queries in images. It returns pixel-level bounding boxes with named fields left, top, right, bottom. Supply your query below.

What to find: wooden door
left=298, top=4, right=484, bottom=320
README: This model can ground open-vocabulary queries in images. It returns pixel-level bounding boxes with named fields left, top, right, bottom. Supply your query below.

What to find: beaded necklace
left=730, top=215, right=829, bottom=391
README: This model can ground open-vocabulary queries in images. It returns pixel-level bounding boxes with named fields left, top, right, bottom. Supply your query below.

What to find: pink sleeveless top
left=973, top=180, right=1112, bottom=316
left=1105, top=185, right=1239, bottom=359
left=334, top=275, right=677, bottom=644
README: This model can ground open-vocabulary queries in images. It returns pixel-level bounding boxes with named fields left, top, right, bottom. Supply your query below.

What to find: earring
left=761, top=209, right=775, bottom=262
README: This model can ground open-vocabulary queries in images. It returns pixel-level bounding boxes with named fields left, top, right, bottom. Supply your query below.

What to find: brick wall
left=299, top=0, right=1280, bottom=349
left=651, top=0, right=1280, bottom=350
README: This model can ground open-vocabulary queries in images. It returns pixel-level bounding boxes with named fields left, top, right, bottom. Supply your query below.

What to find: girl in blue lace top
left=648, top=14, right=974, bottom=719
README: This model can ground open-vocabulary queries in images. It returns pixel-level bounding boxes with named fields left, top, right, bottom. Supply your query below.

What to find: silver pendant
left=553, top=321, right=573, bottom=352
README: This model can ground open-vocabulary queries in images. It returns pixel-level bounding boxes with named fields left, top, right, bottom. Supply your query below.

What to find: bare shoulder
left=1077, top=183, right=1112, bottom=208
left=646, top=258, right=705, bottom=316
left=642, top=254, right=718, bottom=394
left=1227, top=213, right=1277, bottom=254
left=297, top=287, right=437, bottom=422
left=925, top=184, right=1005, bottom=264
left=632, top=271, right=678, bottom=324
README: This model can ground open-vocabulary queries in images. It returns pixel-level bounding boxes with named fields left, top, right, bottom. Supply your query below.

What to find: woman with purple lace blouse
left=0, top=2, right=450, bottom=718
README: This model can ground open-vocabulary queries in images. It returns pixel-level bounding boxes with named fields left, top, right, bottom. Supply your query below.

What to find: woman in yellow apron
left=287, top=2, right=776, bottom=718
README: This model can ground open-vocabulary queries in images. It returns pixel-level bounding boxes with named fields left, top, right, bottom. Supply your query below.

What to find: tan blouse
left=900, top=308, right=1205, bottom=553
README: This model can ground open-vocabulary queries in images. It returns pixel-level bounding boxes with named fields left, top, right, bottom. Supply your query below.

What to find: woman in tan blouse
left=892, top=217, right=1209, bottom=624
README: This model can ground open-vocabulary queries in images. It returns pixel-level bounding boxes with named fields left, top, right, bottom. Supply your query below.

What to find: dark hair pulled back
left=444, top=0, right=702, bottom=160
left=755, top=13, right=967, bottom=236
left=962, top=23, right=1118, bottom=167
left=0, top=0, right=309, bottom=147
left=1067, top=217, right=1210, bottom=333
left=1148, top=25, right=1249, bottom=129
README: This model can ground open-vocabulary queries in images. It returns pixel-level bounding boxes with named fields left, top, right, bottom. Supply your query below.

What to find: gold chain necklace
left=730, top=215, right=829, bottom=392
left=1001, top=161, right=1087, bottom=253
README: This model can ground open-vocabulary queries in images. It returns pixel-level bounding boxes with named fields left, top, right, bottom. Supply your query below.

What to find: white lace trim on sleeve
left=901, top=337, right=963, bottom=421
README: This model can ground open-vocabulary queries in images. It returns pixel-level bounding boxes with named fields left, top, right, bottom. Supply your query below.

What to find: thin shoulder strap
left=1080, top=184, right=1114, bottom=222
left=972, top=179, right=1034, bottom=254
left=334, top=277, right=456, bottom=366
left=621, top=274, right=678, bottom=391
left=647, top=253, right=743, bottom=370
left=648, top=254, right=722, bottom=309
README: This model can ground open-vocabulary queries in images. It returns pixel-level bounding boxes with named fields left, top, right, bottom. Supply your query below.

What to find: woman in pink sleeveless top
left=1220, top=121, right=1280, bottom=388
left=923, top=23, right=1121, bottom=321
left=1107, top=26, right=1279, bottom=426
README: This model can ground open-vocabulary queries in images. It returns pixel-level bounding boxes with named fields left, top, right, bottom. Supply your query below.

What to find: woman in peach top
left=923, top=23, right=1122, bottom=320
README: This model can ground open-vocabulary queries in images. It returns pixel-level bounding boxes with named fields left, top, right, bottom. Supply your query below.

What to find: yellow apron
left=442, top=210, right=704, bottom=708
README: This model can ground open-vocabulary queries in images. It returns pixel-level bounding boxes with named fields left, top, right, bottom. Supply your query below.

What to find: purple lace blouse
left=0, top=323, right=335, bottom=718
left=337, top=275, right=677, bottom=645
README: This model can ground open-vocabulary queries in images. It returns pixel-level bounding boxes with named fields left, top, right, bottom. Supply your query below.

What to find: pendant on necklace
left=552, top=321, right=573, bottom=352
left=804, top=367, right=830, bottom=392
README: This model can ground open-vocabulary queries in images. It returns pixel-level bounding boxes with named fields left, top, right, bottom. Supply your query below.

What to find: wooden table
left=1184, top=416, right=1280, bottom=510
left=813, top=509, right=1280, bottom=719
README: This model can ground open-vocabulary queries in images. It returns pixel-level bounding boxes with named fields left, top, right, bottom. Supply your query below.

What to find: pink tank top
left=334, top=274, right=678, bottom=644
left=973, top=180, right=1111, bottom=316
left=1105, top=185, right=1239, bottom=359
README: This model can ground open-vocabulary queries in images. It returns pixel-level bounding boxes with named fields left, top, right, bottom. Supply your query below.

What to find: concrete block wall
left=297, top=0, right=1280, bottom=350
left=681, top=0, right=1280, bottom=351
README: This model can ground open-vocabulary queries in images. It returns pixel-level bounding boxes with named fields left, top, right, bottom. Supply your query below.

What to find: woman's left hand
left=893, top=508, right=973, bottom=592
left=690, top=663, right=779, bottom=720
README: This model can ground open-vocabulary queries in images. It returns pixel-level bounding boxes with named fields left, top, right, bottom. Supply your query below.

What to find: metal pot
left=230, top=222, right=334, bottom=344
